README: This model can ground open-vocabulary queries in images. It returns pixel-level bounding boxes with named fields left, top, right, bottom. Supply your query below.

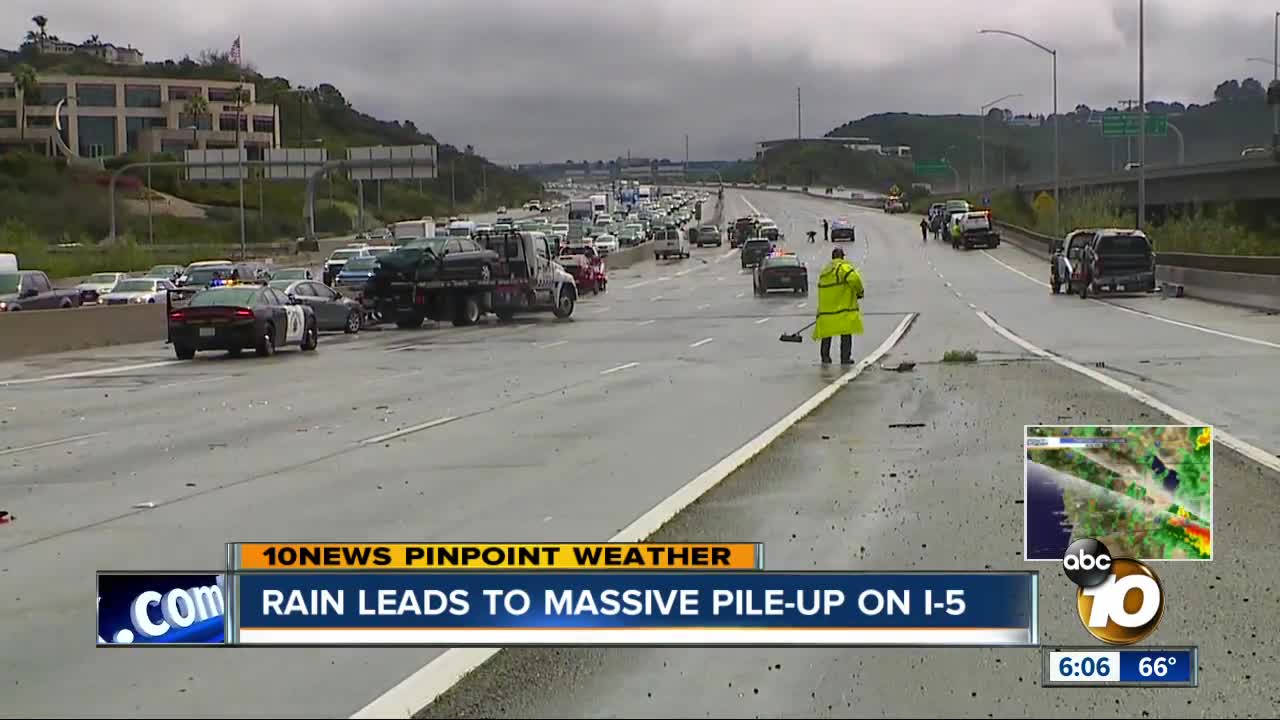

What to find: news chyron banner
left=97, top=542, right=1038, bottom=647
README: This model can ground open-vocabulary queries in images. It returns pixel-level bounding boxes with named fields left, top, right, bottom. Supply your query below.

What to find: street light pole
left=980, top=29, right=1060, bottom=236
left=980, top=93, right=1023, bottom=188
left=1138, top=0, right=1146, bottom=230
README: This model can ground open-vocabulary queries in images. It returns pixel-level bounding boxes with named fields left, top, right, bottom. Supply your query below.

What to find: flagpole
left=234, top=36, right=246, bottom=261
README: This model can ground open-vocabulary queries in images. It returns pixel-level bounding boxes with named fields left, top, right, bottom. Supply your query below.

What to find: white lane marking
left=754, top=317, right=771, bottom=325
left=141, top=375, right=228, bottom=392
left=359, top=416, right=459, bottom=446
left=364, top=369, right=426, bottom=385
left=721, top=250, right=735, bottom=258
left=689, top=338, right=714, bottom=348
left=383, top=344, right=421, bottom=353
left=796, top=302, right=808, bottom=309
left=977, top=310, right=1280, bottom=474
left=623, top=279, right=654, bottom=290
left=651, top=295, right=665, bottom=302
left=697, top=304, right=711, bottom=311
left=981, top=250, right=1280, bottom=351
left=0, top=431, right=109, bottom=457
left=675, top=268, right=694, bottom=277
left=589, top=306, right=611, bottom=314
left=955, top=291, right=964, bottom=298
left=657, top=276, right=672, bottom=283
left=735, top=292, right=745, bottom=298
left=600, top=362, right=639, bottom=375
left=716, top=276, right=725, bottom=282
left=534, top=340, right=568, bottom=349
left=968, top=302, right=977, bottom=309
left=944, top=282, right=952, bottom=288
left=351, top=313, right=918, bottom=720
left=0, top=360, right=183, bottom=388
left=741, top=195, right=761, bottom=215
left=637, top=320, right=657, bottom=326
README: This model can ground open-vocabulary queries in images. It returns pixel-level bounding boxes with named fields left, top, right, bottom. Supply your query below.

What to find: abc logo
left=1063, top=538, right=1164, bottom=645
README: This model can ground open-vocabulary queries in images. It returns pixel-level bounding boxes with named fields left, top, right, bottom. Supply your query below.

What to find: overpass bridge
left=1010, top=156, right=1280, bottom=205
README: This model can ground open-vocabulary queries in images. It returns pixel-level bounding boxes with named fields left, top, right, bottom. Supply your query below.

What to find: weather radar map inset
left=1025, top=425, right=1212, bottom=561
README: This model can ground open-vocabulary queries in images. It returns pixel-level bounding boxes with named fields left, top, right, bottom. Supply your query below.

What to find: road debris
left=883, top=361, right=916, bottom=372
left=0, top=510, right=12, bottom=525
left=888, top=422, right=926, bottom=429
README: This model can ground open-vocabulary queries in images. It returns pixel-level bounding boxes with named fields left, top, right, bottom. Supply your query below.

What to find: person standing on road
left=814, top=247, right=864, bottom=365
left=920, top=218, right=929, bottom=243
left=822, top=218, right=830, bottom=242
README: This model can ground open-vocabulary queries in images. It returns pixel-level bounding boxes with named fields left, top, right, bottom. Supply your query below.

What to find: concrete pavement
left=3, top=189, right=1277, bottom=716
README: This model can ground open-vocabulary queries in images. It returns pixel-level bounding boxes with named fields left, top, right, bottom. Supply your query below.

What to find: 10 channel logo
left=1063, top=538, right=1165, bottom=645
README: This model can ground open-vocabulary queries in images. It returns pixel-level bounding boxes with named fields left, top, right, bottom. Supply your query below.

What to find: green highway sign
left=914, top=161, right=952, bottom=175
left=1101, top=112, right=1168, bottom=137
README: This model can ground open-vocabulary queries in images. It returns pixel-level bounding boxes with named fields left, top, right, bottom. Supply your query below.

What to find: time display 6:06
left=1048, top=651, right=1121, bottom=682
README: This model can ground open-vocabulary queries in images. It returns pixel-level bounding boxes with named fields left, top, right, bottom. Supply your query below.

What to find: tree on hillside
left=1240, top=78, right=1265, bottom=102
left=11, top=63, right=39, bottom=142
left=1214, top=79, right=1242, bottom=103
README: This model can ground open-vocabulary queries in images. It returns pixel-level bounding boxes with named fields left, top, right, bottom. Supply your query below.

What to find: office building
left=0, top=72, right=280, bottom=159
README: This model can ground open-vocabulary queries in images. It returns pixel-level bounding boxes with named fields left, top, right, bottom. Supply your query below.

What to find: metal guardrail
left=993, top=220, right=1280, bottom=276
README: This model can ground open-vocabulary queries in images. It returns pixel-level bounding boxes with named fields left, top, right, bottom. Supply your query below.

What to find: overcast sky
left=11, top=1, right=1280, bottom=163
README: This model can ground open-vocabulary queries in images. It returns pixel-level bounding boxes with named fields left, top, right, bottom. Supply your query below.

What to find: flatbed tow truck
left=365, top=230, right=578, bottom=328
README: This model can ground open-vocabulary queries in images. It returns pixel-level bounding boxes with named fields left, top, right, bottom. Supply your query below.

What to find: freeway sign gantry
left=1102, top=112, right=1168, bottom=137
left=914, top=160, right=952, bottom=175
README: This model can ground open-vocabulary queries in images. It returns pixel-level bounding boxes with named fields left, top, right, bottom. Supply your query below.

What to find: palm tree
left=32, top=15, right=48, bottom=39
left=11, top=63, right=39, bottom=142
left=182, top=93, right=209, bottom=137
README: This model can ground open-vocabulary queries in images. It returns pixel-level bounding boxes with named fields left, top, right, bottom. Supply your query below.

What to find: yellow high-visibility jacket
left=813, top=258, right=864, bottom=339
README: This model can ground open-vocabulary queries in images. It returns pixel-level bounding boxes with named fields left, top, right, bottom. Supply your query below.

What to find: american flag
left=229, top=36, right=242, bottom=66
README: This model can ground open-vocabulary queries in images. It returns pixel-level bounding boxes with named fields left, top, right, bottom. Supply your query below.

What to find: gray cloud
left=10, top=0, right=1280, bottom=163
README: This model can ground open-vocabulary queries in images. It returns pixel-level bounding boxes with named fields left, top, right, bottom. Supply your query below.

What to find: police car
left=167, top=285, right=318, bottom=359
left=753, top=251, right=809, bottom=295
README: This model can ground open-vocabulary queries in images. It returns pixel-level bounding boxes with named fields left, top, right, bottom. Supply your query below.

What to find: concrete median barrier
left=0, top=303, right=167, bottom=362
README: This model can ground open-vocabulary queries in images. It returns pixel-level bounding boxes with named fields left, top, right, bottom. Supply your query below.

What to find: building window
left=208, top=86, right=248, bottom=103
left=124, top=84, right=162, bottom=108
left=179, top=113, right=213, bottom=131
left=0, top=86, right=15, bottom=100
left=33, top=83, right=67, bottom=105
left=168, top=86, right=200, bottom=102
left=0, top=112, right=16, bottom=129
left=26, top=115, right=54, bottom=128
left=76, top=83, right=118, bottom=107
left=218, top=113, right=248, bottom=132
left=252, top=116, right=274, bottom=134
left=78, top=115, right=117, bottom=157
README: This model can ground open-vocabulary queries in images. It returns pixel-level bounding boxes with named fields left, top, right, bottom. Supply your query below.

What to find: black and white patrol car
left=167, top=285, right=318, bottom=359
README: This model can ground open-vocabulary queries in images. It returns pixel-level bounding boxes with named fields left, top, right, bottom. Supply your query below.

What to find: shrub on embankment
left=931, top=189, right=1280, bottom=256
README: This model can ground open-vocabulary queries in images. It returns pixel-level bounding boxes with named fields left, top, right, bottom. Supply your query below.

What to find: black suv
left=741, top=238, right=773, bottom=268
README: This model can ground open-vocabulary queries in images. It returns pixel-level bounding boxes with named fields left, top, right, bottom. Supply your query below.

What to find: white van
left=653, top=227, right=689, bottom=260
left=0, top=253, right=17, bottom=273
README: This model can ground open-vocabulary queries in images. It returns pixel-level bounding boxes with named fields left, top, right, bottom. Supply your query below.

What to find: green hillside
left=720, top=141, right=915, bottom=193
left=1, top=38, right=541, bottom=259
left=829, top=77, right=1279, bottom=187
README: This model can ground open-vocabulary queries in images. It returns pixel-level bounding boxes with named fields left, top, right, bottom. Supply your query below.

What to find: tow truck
left=365, top=229, right=578, bottom=328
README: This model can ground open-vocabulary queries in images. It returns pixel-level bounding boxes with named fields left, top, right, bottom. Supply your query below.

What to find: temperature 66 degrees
left=922, top=589, right=966, bottom=616
left=1139, top=656, right=1175, bottom=677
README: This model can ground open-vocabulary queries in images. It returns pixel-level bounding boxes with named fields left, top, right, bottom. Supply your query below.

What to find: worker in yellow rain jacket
left=813, top=247, right=864, bottom=365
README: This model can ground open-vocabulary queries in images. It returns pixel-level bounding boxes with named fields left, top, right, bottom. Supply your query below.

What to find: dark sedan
left=167, top=285, right=317, bottom=359
left=270, top=279, right=365, bottom=333
left=380, top=237, right=500, bottom=282
left=753, top=253, right=809, bottom=295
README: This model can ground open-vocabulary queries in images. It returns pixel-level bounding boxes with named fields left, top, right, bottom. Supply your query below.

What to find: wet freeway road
left=2, top=190, right=1278, bottom=717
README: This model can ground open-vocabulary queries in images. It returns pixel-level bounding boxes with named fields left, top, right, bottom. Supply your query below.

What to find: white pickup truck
left=950, top=211, right=1001, bottom=250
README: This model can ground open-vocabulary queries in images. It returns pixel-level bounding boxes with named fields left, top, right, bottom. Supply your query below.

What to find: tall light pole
left=980, top=93, right=1023, bottom=188
left=1247, top=53, right=1280, bottom=151
left=981, top=29, right=1059, bottom=236
left=1138, top=0, right=1146, bottom=230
